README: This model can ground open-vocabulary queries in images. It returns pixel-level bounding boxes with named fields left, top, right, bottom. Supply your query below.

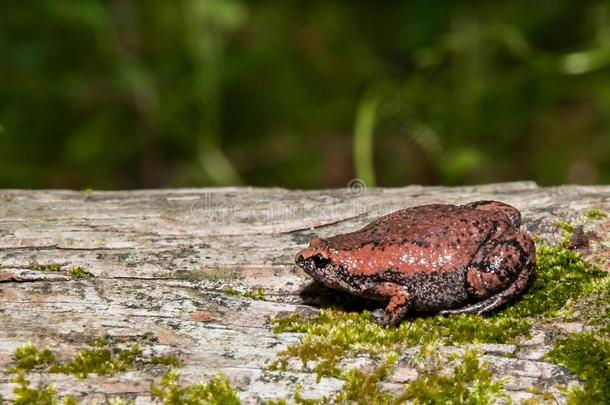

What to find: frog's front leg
left=367, top=282, right=412, bottom=326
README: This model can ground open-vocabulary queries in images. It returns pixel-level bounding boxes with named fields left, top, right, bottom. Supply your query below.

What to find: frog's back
left=326, top=203, right=511, bottom=275
left=366, top=204, right=502, bottom=244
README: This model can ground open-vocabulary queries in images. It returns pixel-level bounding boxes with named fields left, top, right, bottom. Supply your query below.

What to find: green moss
left=265, top=398, right=290, bottom=405
left=9, top=343, right=56, bottom=373
left=546, top=333, right=610, bottom=404
left=585, top=208, right=607, bottom=220
left=524, top=387, right=557, bottom=404
left=272, top=309, right=530, bottom=377
left=108, top=399, right=135, bottom=405
left=7, top=339, right=209, bottom=404
left=554, top=221, right=576, bottom=247
left=63, top=397, right=79, bottom=405
left=554, top=221, right=576, bottom=234
left=31, top=263, right=93, bottom=279
left=292, top=386, right=327, bottom=405
left=223, top=287, right=266, bottom=301
left=334, top=355, right=398, bottom=404
left=273, top=350, right=504, bottom=405
left=91, top=336, right=108, bottom=347
left=150, top=371, right=240, bottom=405
left=51, top=343, right=142, bottom=379
left=9, top=339, right=143, bottom=379
left=68, top=267, right=93, bottom=279
left=12, top=373, right=57, bottom=405
left=502, top=244, right=606, bottom=319
left=33, top=263, right=62, bottom=272
left=580, top=276, right=610, bottom=334
left=399, top=350, right=506, bottom=404
left=242, top=288, right=266, bottom=300
left=11, top=373, right=77, bottom=405
left=223, top=287, right=241, bottom=296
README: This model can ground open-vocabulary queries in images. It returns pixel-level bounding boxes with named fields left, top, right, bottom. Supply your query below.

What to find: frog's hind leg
left=438, top=264, right=532, bottom=315
left=439, top=234, right=536, bottom=316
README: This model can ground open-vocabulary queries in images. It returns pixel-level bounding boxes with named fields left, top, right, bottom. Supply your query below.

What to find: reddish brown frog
left=295, top=201, right=535, bottom=326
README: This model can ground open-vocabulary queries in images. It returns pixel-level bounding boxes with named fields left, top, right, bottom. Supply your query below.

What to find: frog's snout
left=295, top=253, right=306, bottom=265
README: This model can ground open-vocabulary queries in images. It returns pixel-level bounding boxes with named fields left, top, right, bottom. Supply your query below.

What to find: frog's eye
left=312, top=254, right=331, bottom=269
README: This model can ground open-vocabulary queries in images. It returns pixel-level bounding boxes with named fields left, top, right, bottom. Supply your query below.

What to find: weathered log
left=0, top=182, right=608, bottom=403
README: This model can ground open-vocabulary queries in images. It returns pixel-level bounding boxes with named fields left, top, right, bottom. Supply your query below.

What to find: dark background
left=1, top=1, right=609, bottom=189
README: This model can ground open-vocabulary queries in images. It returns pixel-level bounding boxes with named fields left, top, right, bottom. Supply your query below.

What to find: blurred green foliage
left=1, top=0, right=610, bottom=189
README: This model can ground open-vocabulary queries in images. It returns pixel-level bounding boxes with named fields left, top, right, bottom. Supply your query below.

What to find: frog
left=295, top=200, right=536, bottom=326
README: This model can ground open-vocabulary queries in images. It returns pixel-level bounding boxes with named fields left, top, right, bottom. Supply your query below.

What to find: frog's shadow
left=299, top=281, right=440, bottom=321
left=299, top=281, right=510, bottom=322
left=299, top=280, right=381, bottom=313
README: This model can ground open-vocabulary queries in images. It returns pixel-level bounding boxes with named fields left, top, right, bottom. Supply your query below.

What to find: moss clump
left=547, top=333, right=610, bottom=404
left=108, top=399, right=134, bottom=405
left=242, top=288, right=266, bottom=300
left=9, top=343, right=56, bottom=373
left=554, top=221, right=576, bottom=234
left=223, top=287, right=241, bottom=296
left=33, top=263, right=62, bottom=272
left=51, top=342, right=142, bottom=379
left=265, top=386, right=324, bottom=405
left=333, top=355, right=398, bottom=404
left=272, top=350, right=503, bottom=405
left=273, top=309, right=529, bottom=377
left=579, top=276, right=610, bottom=334
left=223, top=287, right=266, bottom=301
left=502, top=244, right=606, bottom=319
left=11, top=373, right=77, bottom=405
left=31, top=264, right=93, bottom=279
left=108, top=399, right=135, bottom=405
left=399, top=350, right=506, bottom=404
left=68, top=267, right=93, bottom=279
left=524, top=388, right=557, bottom=404
left=554, top=221, right=576, bottom=247
left=151, top=371, right=240, bottom=405
left=585, top=208, right=607, bottom=220
left=7, top=338, right=236, bottom=404
left=9, top=338, right=142, bottom=379
left=267, top=357, right=399, bottom=404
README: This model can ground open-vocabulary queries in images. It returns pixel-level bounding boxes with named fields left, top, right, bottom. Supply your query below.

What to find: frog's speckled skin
left=295, top=201, right=536, bottom=326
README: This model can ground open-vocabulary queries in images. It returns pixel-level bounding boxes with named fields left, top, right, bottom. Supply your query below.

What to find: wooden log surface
left=0, top=182, right=609, bottom=403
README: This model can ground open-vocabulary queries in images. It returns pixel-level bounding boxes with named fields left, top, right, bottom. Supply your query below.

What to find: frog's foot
left=369, top=282, right=412, bottom=326
left=438, top=260, right=534, bottom=316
